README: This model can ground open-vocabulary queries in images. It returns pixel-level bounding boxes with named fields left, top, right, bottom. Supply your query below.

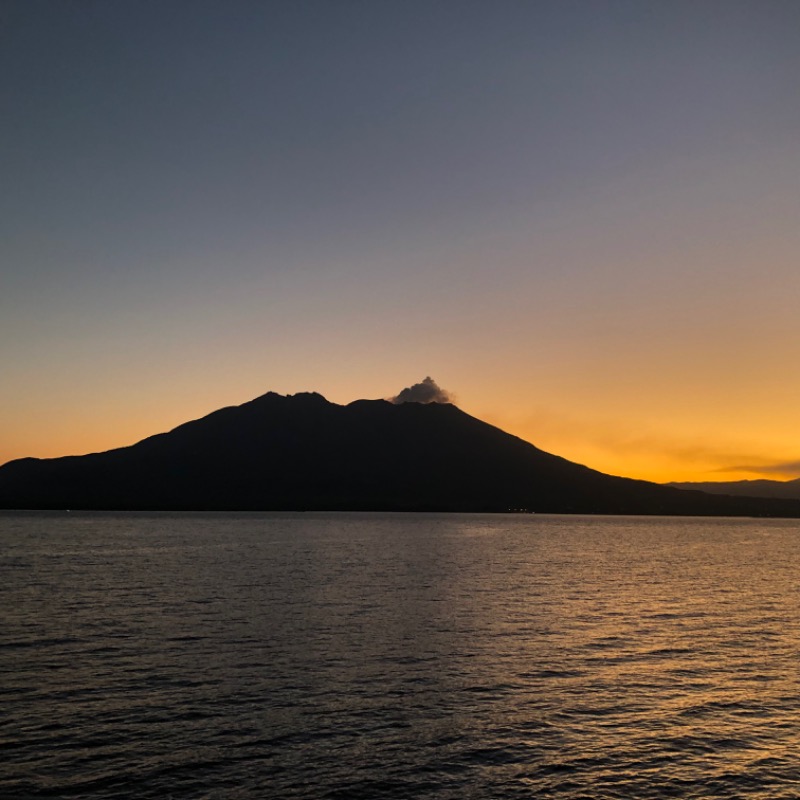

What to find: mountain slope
left=668, top=478, right=800, bottom=500
left=3, top=391, right=800, bottom=515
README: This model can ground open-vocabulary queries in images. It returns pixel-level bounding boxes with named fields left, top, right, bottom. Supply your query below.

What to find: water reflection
left=2, top=512, right=800, bottom=798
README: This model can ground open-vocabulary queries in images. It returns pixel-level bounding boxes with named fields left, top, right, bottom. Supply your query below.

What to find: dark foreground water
left=3, top=512, right=800, bottom=799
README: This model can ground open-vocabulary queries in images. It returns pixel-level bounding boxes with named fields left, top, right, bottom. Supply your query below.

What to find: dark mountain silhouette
left=3, top=391, right=800, bottom=516
left=668, top=478, right=800, bottom=500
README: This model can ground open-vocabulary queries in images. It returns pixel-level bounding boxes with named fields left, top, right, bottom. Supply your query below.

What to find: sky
left=2, top=0, right=799, bottom=483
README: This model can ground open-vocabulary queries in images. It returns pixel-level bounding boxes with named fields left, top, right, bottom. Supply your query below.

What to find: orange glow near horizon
left=2, top=371, right=798, bottom=486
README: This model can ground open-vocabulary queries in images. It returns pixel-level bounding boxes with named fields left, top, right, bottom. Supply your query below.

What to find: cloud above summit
left=390, top=377, right=454, bottom=405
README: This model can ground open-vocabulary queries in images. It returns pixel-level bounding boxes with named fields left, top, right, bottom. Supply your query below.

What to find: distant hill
left=3, top=391, right=800, bottom=516
left=668, top=478, right=800, bottom=500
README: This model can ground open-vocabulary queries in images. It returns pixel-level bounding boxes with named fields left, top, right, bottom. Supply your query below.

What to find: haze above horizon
left=3, top=1, right=799, bottom=483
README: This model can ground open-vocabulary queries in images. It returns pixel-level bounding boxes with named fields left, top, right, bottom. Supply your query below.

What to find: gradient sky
left=3, top=0, right=800, bottom=482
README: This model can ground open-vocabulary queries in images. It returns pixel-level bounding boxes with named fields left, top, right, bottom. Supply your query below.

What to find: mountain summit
left=2, top=391, right=800, bottom=516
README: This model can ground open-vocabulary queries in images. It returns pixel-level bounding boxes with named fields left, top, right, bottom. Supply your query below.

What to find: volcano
left=2, top=391, right=800, bottom=516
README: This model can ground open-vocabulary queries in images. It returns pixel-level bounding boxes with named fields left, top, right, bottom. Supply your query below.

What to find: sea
left=2, top=511, right=800, bottom=799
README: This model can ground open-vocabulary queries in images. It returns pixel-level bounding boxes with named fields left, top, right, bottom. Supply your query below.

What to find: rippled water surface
left=3, top=512, right=800, bottom=798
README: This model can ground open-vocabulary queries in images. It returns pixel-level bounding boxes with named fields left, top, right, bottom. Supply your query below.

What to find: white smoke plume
left=390, top=377, right=454, bottom=405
